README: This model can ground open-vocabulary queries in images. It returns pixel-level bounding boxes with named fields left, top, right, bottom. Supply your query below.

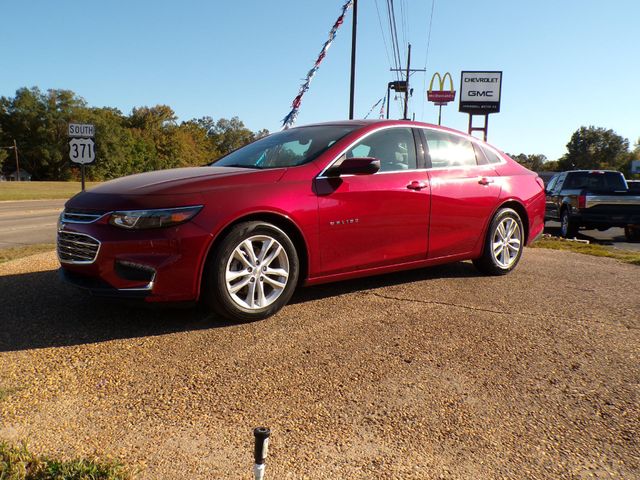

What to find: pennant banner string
left=281, top=0, right=354, bottom=130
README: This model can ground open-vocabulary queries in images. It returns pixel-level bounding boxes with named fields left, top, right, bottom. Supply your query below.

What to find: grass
left=0, top=442, right=132, bottom=480
left=0, top=182, right=100, bottom=201
left=530, top=236, right=640, bottom=265
left=0, top=245, right=56, bottom=264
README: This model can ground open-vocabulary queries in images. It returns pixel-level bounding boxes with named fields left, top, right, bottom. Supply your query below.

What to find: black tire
left=560, top=208, right=578, bottom=238
left=473, top=207, right=525, bottom=276
left=203, top=221, right=299, bottom=321
left=624, top=225, right=640, bottom=242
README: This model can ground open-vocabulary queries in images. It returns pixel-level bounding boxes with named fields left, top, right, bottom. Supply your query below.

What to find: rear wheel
left=473, top=208, right=524, bottom=275
left=204, top=221, right=299, bottom=321
left=560, top=208, right=578, bottom=238
left=624, top=225, right=640, bottom=242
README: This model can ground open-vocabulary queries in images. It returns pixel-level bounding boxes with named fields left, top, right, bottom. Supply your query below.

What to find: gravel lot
left=0, top=249, right=638, bottom=479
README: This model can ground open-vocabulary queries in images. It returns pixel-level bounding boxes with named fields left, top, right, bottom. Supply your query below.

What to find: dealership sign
left=427, top=72, right=456, bottom=105
left=459, top=71, right=502, bottom=114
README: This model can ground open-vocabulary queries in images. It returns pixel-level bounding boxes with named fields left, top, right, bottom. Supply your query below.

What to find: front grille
left=61, top=209, right=106, bottom=223
left=57, top=231, right=100, bottom=264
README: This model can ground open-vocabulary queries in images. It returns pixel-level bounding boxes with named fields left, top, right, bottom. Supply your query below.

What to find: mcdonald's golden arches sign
left=427, top=72, right=456, bottom=105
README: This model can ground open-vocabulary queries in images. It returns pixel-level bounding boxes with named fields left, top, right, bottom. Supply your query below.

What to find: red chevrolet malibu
left=58, top=120, right=545, bottom=321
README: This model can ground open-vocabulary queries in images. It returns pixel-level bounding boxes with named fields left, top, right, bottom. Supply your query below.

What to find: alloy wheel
left=225, top=235, right=290, bottom=310
left=492, top=217, right=522, bottom=268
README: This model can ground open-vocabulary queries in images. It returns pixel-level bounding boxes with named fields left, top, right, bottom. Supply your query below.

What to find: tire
left=203, top=221, right=299, bottom=321
left=624, top=225, right=640, bottom=242
left=473, top=208, right=524, bottom=276
left=560, top=208, right=578, bottom=238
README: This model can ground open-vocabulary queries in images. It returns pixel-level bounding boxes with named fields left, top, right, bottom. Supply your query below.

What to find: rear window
left=563, top=172, right=628, bottom=192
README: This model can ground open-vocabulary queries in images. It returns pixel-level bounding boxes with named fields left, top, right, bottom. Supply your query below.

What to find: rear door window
left=423, top=129, right=477, bottom=168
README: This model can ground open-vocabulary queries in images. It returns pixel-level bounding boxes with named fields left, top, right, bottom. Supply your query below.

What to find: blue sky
left=1, top=0, right=638, bottom=161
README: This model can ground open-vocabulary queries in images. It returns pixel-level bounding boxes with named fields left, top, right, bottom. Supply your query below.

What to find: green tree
left=508, top=153, right=548, bottom=171
left=558, top=126, right=630, bottom=171
left=0, top=87, right=88, bottom=180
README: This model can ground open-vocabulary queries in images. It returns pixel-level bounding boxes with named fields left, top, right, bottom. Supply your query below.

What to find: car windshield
left=211, top=125, right=357, bottom=169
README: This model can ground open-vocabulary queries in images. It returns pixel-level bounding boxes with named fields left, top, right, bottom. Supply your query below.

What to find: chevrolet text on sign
left=459, top=71, right=502, bottom=114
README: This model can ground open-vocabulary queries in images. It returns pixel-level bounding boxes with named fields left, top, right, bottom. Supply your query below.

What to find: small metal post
left=13, top=139, right=19, bottom=182
left=81, top=164, right=86, bottom=191
left=253, top=427, right=271, bottom=480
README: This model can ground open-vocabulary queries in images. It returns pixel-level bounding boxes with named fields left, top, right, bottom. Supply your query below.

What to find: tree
left=507, top=153, right=548, bottom=171
left=558, top=126, right=630, bottom=171
left=0, top=87, right=88, bottom=180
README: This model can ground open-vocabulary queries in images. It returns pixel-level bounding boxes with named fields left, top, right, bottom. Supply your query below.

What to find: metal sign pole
left=81, top=164, right=86, bottom=191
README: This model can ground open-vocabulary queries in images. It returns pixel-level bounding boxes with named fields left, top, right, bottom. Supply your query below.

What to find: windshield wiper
left=213, top=163, right=263, bottom=169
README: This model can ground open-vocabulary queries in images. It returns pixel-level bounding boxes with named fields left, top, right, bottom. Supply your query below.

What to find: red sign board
left=427, top=90, right=456, bottom=105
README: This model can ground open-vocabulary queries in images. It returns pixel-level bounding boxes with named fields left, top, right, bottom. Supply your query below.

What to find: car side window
left=554, top=173, right=567, bottom=191
left=423, top=129, right=477, bottom=168
left=546, top=175, right=558, bottom=192
left=480, top=145, right=503, bottom=164
left=344, top=127, right=417, bottom=172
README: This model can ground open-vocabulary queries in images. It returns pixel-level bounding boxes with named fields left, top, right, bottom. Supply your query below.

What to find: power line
left=373, top=0, right=393, bottom=72
left=420, top=0, right=436, bottom=121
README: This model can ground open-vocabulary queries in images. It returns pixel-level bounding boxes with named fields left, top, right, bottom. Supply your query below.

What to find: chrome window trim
left=316, top=124, right=506, bottom=180
left=57, top=231, right=101, bottom=265
left=420, top=127, right=507, bottom=168
left=316, top=124, right=420, bottom=179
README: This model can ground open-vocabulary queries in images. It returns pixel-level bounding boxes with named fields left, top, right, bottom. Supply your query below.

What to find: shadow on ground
left=0, top=262, right=480, bottom=353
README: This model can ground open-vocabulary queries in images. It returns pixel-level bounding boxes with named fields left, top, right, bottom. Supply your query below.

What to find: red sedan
left=58, top=120, right=545, bottom=321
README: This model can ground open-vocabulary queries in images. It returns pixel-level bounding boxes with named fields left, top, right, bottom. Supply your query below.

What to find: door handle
left=407, top=180, right=428, bottom=191
left=478, top=177, right=495, bottom=186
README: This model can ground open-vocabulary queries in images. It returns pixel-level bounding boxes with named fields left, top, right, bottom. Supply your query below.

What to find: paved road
left=545, top=221, right=640, bottom=251
left=1, top=200, right=638, bottom=253
left=0, top=200, right=65, bottom=248
left=0, top=249, right=637, bottom=479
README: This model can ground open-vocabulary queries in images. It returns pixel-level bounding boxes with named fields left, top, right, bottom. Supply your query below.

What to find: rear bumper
left=572, top=211, right=640, bottom=228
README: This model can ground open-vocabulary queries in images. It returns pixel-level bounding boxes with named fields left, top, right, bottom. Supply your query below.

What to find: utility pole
left=349, top=0, right=357, bottom=119
left=389, top=43, right=425, bottom=120
left=403, top=44, right=411, bottom=119
left=13, top=139, right=20, bottom=182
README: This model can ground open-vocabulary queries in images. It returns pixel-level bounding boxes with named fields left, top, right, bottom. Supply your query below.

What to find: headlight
left=109, top=205, right=203, bottom=229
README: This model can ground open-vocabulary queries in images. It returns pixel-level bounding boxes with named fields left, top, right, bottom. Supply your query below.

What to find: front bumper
left=58, top=217, right=213, bottom=302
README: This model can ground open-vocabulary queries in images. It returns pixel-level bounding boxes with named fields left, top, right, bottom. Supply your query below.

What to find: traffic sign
left=69, top=137, right=96, bottom=165
left=68, top=123, right=95, bottom=138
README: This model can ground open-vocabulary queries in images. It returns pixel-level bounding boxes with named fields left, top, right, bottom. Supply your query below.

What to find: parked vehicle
left=58, top=120, right=545, bottom=321
left=544, top=170, right=640, bottom=240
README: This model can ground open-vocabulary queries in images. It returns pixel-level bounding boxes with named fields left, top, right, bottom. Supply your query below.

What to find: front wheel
left=473, top=208, right=524, bottom=276
left=203, top=221, right=299, bottom=321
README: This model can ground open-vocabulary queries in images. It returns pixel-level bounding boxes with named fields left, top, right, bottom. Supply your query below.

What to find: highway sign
left=68, top=123, right=95, bottom=138
left=69, top=138, right=96, bottom=165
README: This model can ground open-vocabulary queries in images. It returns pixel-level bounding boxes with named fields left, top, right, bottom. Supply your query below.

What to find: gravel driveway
left=0, top=249, right=638, bottom=479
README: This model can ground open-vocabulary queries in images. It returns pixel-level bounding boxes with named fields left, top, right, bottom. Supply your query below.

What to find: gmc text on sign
left=459, top=71, right=502, bottom=114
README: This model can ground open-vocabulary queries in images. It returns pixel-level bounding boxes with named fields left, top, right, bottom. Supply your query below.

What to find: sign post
left=427, top=72, right=456, bottom=125
left=68, top=123, right=96, bottom=191
left=459, top=71, right=502, bottom=141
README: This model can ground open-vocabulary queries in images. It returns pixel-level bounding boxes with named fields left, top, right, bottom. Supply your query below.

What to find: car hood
left=66, top=166, right=286, bottom=211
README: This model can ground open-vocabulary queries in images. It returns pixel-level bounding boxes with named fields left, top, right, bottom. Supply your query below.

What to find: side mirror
left=326, top=157, right=380, bottom=177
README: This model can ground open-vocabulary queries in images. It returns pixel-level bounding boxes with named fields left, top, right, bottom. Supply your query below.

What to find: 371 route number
left=69, top=138, right=96, bottom=165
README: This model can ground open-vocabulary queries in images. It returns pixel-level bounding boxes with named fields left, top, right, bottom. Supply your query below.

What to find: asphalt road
left=1, top=199, right=639, bottom=253
left=0, top=199, right=65, bottom=248
left=0, top=249, right=637, bottom=479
